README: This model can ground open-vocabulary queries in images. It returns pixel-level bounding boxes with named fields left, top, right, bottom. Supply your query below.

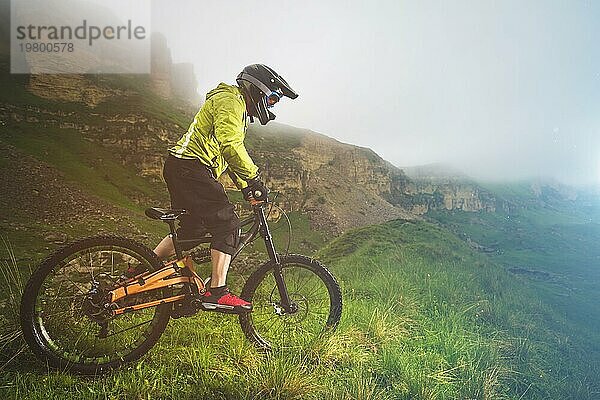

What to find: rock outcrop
left=171, top=63, right=201, bottom=105
left=3, top=59, right=545, bottom=236
left=220, top=124, right=415, bottom=233
left=22, top=32, right=199, bottom=107
left=397, top=164, right=497, bottom=214
left=0, top=96, right=414, bottom=235
left=29, top=75, right=133, bottom=107
left=150, top=33, right=200, bottom=104
left=150, top=33, right=174, bottom=99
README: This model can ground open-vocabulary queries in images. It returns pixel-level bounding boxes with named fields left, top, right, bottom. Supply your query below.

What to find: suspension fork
left=255, top=204, right=295, bottom=312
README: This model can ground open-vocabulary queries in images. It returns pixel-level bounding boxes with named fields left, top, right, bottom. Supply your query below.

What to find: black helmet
left=236, top=64, right=298, bottom=125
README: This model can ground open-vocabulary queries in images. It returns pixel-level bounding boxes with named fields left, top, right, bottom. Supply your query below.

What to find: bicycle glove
left=242, top=178, right=268, bottom=201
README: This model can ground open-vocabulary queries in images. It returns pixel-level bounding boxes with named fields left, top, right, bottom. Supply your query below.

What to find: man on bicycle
left=153, top=64, right=298, bottom=312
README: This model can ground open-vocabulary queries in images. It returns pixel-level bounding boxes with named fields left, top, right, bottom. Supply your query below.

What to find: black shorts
left=163, top=154, right=240, bottom=255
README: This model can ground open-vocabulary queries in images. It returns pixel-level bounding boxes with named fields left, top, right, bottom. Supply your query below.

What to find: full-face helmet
left=236, top=64, right=298, bottom=125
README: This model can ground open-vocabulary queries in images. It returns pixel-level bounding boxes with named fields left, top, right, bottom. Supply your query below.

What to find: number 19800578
left=19, top=42, right=74, bottom=52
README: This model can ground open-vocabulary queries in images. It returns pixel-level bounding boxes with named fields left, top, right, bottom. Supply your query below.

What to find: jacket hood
left=206, top=83, right=243, bottom=101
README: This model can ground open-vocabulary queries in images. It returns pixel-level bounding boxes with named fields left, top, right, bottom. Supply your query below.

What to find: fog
left=151, top=0, right=600, bottom=185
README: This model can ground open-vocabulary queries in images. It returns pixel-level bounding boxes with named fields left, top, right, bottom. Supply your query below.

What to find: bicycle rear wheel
left=20, top=236, right=171, bottom=374
left=239, top=254, right=342, bottom=350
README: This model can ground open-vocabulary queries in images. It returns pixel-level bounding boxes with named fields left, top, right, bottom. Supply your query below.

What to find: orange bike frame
left=107, top=256, right=204, bottom=316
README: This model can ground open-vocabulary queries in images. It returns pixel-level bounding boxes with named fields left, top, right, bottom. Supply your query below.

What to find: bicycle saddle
left=145, top=207, right=187, bottom=221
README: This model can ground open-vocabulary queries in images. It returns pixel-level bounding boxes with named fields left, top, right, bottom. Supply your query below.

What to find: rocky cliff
left=0, top=72, right=518, bottom=236
left=240, top=124, right=413, bottom=233
left=399, top=164, right=595, bottom=216
left=0, top=87, right=413, bottom=235
left=28, top=74, right=135, bottom=107
left=396, top=163, right=498, bottom=214
left=150, top=33, right=201, bottom=104
left=22, top=32, right=200, bottom=107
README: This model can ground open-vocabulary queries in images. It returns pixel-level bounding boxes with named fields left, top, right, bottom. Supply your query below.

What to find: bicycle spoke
left=289, top=273, right=325, bottom=299
left=88, top=251, right=95, bottom=280
left=250, top=308, right=277, bottom=317
left=290, top=269, right=313, bottom=292
left=30, top=242, right=169, bottom=368
left=103, top=318, right=153, bottom=339
left=243, top=258, right=341, bottom=350
left=65, top=322, right=96, bottom=357
left=62, top=276, right=89, bottom=296
left=39, top=308, right=80, bottom=319
left=46, top=293, right=87, bottom=302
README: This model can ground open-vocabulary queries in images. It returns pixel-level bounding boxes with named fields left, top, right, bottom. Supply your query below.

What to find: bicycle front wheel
left=239, top=254, right=342, bottom=350
left=20, top=236, right=172, bottom=374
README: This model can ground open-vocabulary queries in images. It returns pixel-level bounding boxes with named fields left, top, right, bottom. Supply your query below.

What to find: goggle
left=266, top=89, right=283, bottom=108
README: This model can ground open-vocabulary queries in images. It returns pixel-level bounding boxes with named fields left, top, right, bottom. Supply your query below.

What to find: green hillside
left=427, top=185, right=600, bottom=319
left=322, top=220, right=599, bottom=398
left=0, top=58, right=178, bottom=258
left=425, top=184, right=600, bottom=398
left=2, top=219, right=597, bottom=399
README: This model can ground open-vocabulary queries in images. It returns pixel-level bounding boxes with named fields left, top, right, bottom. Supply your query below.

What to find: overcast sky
left=150, top=0, right=600, bottom=185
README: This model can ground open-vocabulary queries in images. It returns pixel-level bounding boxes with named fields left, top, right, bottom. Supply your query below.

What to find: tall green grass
left=2, top=219, right=597, bottom=399
left=0, top=239, right=28, bottom=373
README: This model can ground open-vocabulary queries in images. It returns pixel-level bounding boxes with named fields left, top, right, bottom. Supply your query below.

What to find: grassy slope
left=321, top=220, right=599, bottom=399
left=1, top=123, right=163, bottom=211
left=0, top=120, right=170, bottom=257
left=427, top=201, right=600, bottom=333
left=2, top=219, right=596, bottom=399
left=0, top=60, right=176, bottom=257
left=425, top=184, right=600, bottom=398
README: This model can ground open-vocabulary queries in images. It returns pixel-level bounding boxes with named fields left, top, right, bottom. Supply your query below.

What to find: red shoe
left=201, top=287, right=252, bottom=313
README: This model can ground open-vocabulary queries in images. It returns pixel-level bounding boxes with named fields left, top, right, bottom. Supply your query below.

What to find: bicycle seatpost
left=166, top=220, right=183, bottom=260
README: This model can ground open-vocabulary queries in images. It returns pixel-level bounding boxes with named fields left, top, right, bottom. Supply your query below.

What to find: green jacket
left=169, top=83, right=259, bottom=189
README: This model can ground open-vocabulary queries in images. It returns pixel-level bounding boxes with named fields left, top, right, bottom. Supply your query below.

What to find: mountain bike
left=20, top=199, right=342, bottom=374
